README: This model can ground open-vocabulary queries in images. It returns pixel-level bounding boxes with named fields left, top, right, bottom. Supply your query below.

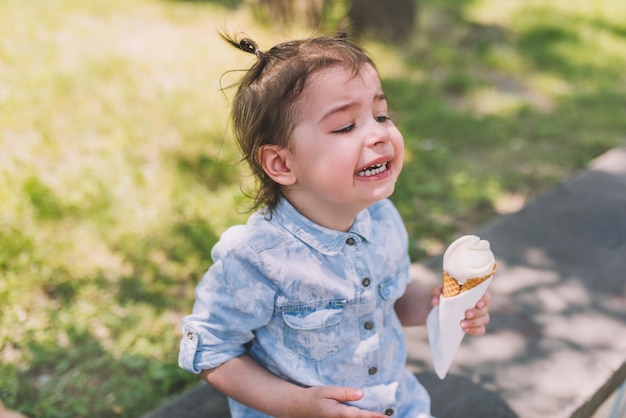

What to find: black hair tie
left=219, top=32, right=265, bottom=63
left=239, top=38, right=259, bottom=55
left=239, top=38, right=259, bottom=54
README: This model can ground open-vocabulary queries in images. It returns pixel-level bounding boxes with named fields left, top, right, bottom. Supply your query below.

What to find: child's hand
left=461, top=291, right=491, bottom=336
left=291, top=386, right=386, bottom=418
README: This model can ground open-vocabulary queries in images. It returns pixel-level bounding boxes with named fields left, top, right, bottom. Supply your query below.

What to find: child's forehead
left=285, top=63, right=384, bottom=126
left=306, top=63, right=380, bottom=89
left=292, top=64, right=385, bottom=118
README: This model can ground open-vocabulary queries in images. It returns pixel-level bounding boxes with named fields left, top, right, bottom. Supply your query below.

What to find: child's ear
left=258, top=144, right=296, bottom=186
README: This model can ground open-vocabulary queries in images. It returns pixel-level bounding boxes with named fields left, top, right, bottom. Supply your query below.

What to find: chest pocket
left=378, top=274, right=408, bottom=302
left=280, top=299, right=350, bottom=361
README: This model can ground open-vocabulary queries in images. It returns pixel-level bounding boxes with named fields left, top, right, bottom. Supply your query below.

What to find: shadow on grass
left=114, top=215, right=220, bottom=311
left=175, top=152, right=240, bottom=193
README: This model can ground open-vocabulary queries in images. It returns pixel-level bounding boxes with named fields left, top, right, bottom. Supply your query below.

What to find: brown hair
left=221, top=32, right=376, bottom=212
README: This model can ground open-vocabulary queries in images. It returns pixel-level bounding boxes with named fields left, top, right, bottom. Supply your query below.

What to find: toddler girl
left=178, top=32, right=491, bottom=418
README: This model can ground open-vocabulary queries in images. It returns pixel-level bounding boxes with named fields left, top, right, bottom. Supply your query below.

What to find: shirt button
left=186, top=331, right=194, bottom=340
left=368, top=367, right=378, bottom=375
left=364, top=321, right=374, bottom=330
left=346, top=237, right=355, bottom=246
left=361, top=277, right=371, bottom=287
left=385, top=408, right=394, bottom=416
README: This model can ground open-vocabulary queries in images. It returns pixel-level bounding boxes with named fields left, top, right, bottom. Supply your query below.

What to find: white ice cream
left=443, top=235, right=495, bottom=284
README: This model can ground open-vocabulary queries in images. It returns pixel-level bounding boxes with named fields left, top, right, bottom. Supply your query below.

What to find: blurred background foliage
left=1, top=0, right=625, bottom=416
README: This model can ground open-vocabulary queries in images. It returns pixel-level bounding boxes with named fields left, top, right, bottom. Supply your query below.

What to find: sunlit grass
left=0, top=0, right=252, bottom=416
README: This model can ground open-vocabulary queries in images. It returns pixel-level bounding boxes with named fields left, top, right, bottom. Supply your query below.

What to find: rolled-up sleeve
left=178, top=231, right=276, bottom=374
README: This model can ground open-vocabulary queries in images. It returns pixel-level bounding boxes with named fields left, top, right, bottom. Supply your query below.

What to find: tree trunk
left=348, top=0, right=417, bottom=42
left=252, top=0, right=418, bottom=42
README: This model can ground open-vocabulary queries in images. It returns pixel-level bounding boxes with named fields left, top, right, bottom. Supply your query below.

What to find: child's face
left=282, top=64, right=404, bottom=229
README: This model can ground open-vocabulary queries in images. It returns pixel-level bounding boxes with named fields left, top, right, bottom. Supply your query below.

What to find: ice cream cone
left=429, top=235, right=497, bottom=379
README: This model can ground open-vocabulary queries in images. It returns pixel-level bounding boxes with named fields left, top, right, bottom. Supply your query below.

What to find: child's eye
left=332, top=124, right=355, bottom=134
left=376, top=116, right=391, bottom=123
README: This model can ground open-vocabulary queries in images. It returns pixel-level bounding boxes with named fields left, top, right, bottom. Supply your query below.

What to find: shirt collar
left=272, top=198, right=374, bottom=256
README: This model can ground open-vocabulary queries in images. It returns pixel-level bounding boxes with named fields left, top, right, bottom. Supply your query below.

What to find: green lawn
left=1, top=0, right=625, bottom=416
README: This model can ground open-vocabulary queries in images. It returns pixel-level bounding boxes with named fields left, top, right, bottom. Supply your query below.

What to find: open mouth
left=357, top=162, right=389, bottom=177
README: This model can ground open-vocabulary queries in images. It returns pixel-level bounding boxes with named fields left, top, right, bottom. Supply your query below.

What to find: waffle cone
left=442, top=272, right=461, bottom=297
left=442, top=263, right=497, bottom=298
left=461, top=276, right=489, bottom=293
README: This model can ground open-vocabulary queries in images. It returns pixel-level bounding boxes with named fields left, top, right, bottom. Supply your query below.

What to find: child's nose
left=367, top=119, right=391, bottom=146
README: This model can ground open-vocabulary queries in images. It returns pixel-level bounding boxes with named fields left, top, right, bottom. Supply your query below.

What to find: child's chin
left=372, top=186, right=397, bottom=202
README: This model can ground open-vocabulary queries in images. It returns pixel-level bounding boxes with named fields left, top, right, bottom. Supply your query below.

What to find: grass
left=1, top=0, right=625, bottom=416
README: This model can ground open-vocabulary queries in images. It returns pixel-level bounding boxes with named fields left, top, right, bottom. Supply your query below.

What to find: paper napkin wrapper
left=426, top=276, right=493, bottom=379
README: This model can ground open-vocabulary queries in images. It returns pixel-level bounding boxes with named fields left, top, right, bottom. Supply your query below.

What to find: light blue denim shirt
left=179, top=198, right=432, bottom=417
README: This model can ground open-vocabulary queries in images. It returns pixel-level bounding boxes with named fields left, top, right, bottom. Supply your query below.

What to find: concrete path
left=405, top=146, right=626, bottom=417
left=143, top=146, right=626, bottom=418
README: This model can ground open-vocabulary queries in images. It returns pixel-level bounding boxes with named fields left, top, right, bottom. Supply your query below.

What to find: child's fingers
left=475, top=290, right=492, bottom=309
left=465, top=290, right=491, bottom=319
left=463, top=324, right=486, bottom=336
left=465, top=304, right=488, bottom=320
left=461, top=312, right=490, bottom=335
left=462, top=290, right=491, bottom=336
left=468, top=290, right=491, bottom=317
left=319, top=386, right=386, bottom=417
left=325, top=387, right=363, bottom=402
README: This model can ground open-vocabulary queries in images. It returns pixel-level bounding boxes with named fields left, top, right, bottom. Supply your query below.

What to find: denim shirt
left=178, top=198, right=432, bottom=417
